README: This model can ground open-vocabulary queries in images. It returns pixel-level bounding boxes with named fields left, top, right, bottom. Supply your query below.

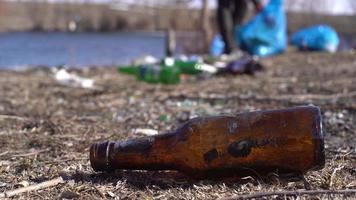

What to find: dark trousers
left=217, top=0, right=248, bottom=54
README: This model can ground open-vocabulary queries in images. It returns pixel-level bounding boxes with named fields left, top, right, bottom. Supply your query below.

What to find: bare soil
left=0, top=52, right=355, bottom=199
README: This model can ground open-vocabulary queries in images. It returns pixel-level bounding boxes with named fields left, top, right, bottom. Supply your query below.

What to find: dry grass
left=0, top=52, right=355, bottom=199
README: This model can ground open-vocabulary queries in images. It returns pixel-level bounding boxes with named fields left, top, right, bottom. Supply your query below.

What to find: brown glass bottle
left=90, top=105, right=324, bottom=177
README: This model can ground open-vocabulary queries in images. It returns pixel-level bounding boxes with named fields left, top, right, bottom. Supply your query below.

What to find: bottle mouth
left=311, top=105, right=325, bottom=170
left=90, top=141, right=114, bottom=172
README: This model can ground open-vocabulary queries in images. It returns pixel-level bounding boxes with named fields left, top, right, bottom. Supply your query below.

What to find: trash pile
left=290, top=25, right=340, bottom=53
left=212, top=0, right=340, bottom=57
left=118, top=57, right=215, bottom=84
left=118, top=55, right=264, bottom=84
left=117, top=0, right=341, bottom=85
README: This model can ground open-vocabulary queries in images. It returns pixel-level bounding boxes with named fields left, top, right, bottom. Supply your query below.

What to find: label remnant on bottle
left=228, top=121, right=238, bottom=134
left=203, top=148, right=219, bottom=164
left=228, top=139, right=252, bottom=157
left=228, top=137, right=288, bottom=158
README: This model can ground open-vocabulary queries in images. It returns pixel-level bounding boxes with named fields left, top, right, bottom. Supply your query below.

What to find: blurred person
left=217, top=0, right=264, bottom=55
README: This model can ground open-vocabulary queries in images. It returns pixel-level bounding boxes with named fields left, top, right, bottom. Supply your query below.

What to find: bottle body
left=118, top=64, right=181, bottom=84
left=173, top=60, right=201, bottom=75
left=118, top=65, right=140, bottom=75
left=90, top=106, right=324, bottom=176
left=163, top=58, right=217, bottom=75
left=118, top=58, right=217, bottom=84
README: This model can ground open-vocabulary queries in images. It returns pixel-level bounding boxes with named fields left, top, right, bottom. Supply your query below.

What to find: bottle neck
left=90, top=133, right=178, bottom=172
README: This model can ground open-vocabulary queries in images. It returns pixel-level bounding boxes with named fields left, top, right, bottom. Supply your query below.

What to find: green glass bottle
left=118, top=65, right=140, bottom=75
left=162, top=58, right=217, bottom=75
left=175, top=60, right=201, bottom=75
left=119, top=63, right=180, bottom=85
left=137, top=64, right=181, bottom=84
left=159, top=65, right=181, bottom=84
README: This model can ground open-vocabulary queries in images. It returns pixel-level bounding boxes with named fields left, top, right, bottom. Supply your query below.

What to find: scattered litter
left=218, top=55, right=264, bottom=75
left=133, top=128, right=158, bottom=136
left=132, top=55, right=158, bottom=65
left=118, top=54, right=266, bottom=84
left=118, top=58, right=218, bottom=84
left=210, top=34, right=225, bottom=57
left=54, top=68, right=94, bottom=89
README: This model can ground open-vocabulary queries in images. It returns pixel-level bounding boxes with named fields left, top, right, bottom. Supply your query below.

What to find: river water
left=0, top=32, right=165, bottom=69
left=0, top=31, right=354, bottom=69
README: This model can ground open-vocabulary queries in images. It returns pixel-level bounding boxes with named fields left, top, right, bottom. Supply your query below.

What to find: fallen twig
left=218, top=189, right=356, bottom=200
left=0, top=151, right=9, bottom=157
left=0, top=177, right=64, bottom=198
left=93, top=186, right=106, bottom=198
left=0, top=114, right=28, bottom=121
left=165, top=90, right=356, bottom=104
left=42, top=157, right=87, bottom=164
left=11, top=149, right=49, bottom=158
left=330, top=165, right=345, bottom=188
left=257, top=91, right=356, bottom=101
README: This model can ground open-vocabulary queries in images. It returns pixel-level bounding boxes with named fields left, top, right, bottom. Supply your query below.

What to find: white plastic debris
left=163, top=57, right=175, bottom=66
left=132, top=55, right=158, bottom=65
left=196, top=63, right=218, bottom=74
left=54, top=68, right=94, bottom=89
left=133, top=128, right=158, bottom=136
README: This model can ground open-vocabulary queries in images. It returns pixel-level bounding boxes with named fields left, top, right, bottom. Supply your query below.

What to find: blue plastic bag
left=290, top=25, right=339, bottom=52
left=210, top=34, right=225, bottom=57
left=235, top=0, right=287, bottom=57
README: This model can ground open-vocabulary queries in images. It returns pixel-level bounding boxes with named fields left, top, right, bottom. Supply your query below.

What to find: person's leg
left=232, top=0, right=248, bottom=52
left=233, top=0, right=248, bottom=26
left=217, top=0, right=236, bottom=54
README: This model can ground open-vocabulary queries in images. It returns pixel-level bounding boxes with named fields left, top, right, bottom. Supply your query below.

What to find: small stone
left=31, top=127, right=37, bottom=133
left=324, top=111, right=332, bottom=117
left=337, top=113, right=344, bottom=119
left=67, top=180, right=75, bottom=187
left=0, top=182, right=7, bottom=187
left=60, top=191, right=80, bottom=199
left=65, top=142, right=73, bottom=147
left=178, top=111, right=190, bottom=123
left=17, top=180, right=29, bottom=187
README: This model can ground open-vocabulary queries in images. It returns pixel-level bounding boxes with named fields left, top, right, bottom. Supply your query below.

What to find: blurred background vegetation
left=0, top=0, right=355, bottom=34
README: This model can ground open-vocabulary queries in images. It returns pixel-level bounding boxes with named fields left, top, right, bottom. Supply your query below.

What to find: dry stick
left=329, top=165, right=345, bottom=188
left=0, top=114, right=28, bottom=121
left=166, top=90, right=356, bottom=103
left=93, top=186, right=106, bottom=198
left=42, top=157, right=87, bottom=165
left=219, top=189, right=356, bottom=200
left=254, top=91, right=356, bottom=101
left=11, top=149, right=49, bottom=158
left=0, top=151, right=9, bottom=157
left=0, top=177, right=64, bottom=198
